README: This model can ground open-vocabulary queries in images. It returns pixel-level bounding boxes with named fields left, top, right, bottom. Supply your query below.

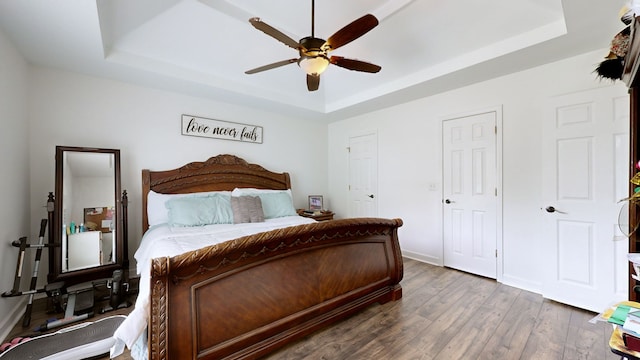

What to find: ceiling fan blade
left=249, top=17, right=300, bottom=50
left=245, top=58, right=298, bottom=74
left=330, top=56, right=381, bottom=73
left=307, top=74, right=320, bottom=91
left=325, top=14, right=378, bottom=51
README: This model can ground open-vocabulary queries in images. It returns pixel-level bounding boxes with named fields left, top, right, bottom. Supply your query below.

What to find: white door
left=348, top=132, right=378, bottom=217
left=442, top=112, right=498, bottom=279
left=542, top=86, right=629, bottom=312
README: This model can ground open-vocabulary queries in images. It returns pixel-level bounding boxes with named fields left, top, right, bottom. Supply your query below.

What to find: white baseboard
left=0, top=298, right=27, bottom=343
left=501, top=274, right=541, bottom=295
left=402, top=250, right=441, bottom=266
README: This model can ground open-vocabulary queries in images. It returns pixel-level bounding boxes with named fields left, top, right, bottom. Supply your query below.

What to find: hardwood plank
left=415, top=268, right=483, bottom=322
left=341, top=304, right=432, bottom=359
left=412, top=273, right=500, bottom=357
left=266, top=304, right=395, bottom=359
left=520, top=298, right=573, bottom=359
left=563, top=307, right=619, bottom=360
left=435, top=282, right=522, bottom=358
left=477, top=289, right=542, bottom=359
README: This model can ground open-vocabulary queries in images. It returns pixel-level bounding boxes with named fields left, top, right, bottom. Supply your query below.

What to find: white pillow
left=147, top=190, right=231, bottom=227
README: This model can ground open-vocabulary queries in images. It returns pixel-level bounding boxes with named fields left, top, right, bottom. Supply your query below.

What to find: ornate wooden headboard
left=141, top=154, right=291, bottom=232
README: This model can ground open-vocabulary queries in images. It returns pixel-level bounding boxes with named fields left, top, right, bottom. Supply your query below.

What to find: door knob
left=444, top=199, right=452, bottom=204
left=545, top=206, right=567, bottom=214
left=367, top=194, right=374, bottom=199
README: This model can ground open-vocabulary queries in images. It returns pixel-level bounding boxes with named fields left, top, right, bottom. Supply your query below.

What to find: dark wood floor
left=4, top=259, right=619, bottom=359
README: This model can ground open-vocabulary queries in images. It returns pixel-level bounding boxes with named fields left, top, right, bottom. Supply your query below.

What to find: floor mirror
left=48, top=146, right=128, bottom=285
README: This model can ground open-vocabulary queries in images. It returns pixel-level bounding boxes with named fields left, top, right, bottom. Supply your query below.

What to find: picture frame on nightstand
left=308, top=195, right=323, bottom=211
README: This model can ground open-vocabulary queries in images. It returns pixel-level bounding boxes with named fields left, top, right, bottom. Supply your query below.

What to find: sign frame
left=181, top=114, right=263, bottom=144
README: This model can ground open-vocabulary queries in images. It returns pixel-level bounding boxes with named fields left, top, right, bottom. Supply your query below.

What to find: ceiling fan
left=245, top=0, right=381, bottom=92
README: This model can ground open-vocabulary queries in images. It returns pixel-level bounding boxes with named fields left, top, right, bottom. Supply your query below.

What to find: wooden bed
left=141, top=154, right=404, bottom=359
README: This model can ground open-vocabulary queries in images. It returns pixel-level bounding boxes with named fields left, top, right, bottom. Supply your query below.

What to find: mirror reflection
left=61, top=151, right=116, bottom=272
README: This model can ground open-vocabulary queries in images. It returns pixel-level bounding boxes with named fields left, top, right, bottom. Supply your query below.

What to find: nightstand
left=297, top=209, right=334, bottom=221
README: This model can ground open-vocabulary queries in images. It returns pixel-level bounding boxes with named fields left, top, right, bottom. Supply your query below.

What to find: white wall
left=0, top=29, right=30, bottom=338
left=328, top=49, right=628, bottom=293
left=27, top=68, right=329, bottom=276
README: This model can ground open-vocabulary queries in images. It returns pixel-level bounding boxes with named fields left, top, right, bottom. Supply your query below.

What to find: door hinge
left=494, top=125, right=497, bottom=134
left=495, top=188, right=497, bottom=196
left=495, top=249, right=498, bottom=258
left=347, top=147, right=351, bottom=152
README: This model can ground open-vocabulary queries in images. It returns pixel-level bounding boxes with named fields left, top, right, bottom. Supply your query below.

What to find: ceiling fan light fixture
left=298, top=55, right=329, bottom=75
left=246, top=4, right=380, bottom=91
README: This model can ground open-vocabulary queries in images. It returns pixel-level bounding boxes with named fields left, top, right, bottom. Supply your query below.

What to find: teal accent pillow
left=165, top=193, right=233, bottom=227
left=256, top=192, right=297, bottom=219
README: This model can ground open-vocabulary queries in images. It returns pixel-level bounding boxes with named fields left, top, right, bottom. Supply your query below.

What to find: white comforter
left=110, top=216, right=315, bottom=358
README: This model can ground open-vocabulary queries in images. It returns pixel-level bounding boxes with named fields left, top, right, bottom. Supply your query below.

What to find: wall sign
left=181, top=114, right=263, bottom=144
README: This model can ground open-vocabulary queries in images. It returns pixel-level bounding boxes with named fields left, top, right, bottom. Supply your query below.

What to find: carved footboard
left=148, top=217, right=403, bottom=360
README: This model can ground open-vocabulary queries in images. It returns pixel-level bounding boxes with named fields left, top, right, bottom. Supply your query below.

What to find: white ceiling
left=0, top=0, right=626, bottom=121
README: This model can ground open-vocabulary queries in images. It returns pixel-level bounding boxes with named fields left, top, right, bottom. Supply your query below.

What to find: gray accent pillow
left=231, top=196, right=265, bottom=224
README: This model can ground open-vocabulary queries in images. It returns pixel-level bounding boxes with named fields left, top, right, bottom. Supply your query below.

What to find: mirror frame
left=48, top=146, right=128, bottom=285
